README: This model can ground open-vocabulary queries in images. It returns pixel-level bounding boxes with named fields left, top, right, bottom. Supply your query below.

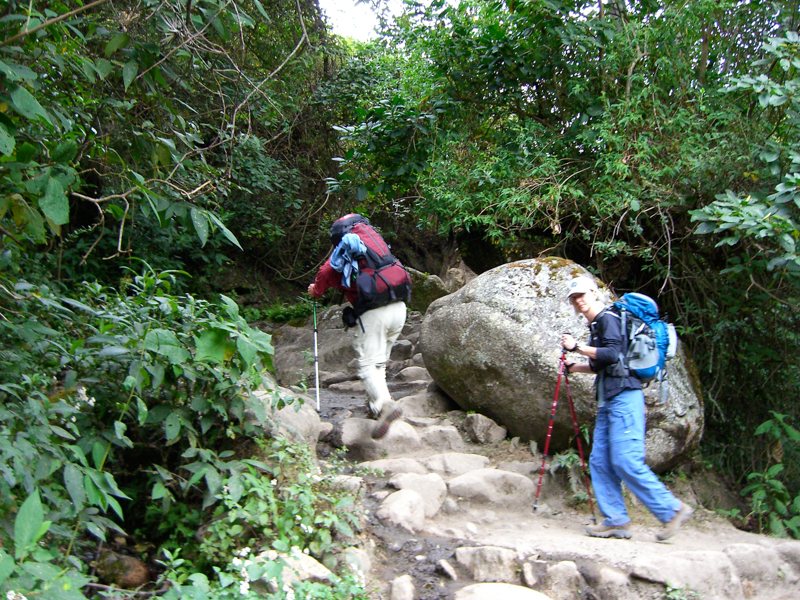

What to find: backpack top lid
left=614, top=292, right=660, bottom=324
left=330, top=214, right=369, bottom=247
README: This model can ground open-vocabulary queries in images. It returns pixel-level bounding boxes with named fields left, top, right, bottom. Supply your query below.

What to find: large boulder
left=418, top=258, right=704, bottom=472
left=407, top=267, right=451, bottom=313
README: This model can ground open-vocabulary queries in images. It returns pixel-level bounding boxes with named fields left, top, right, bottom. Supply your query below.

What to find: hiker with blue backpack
left=560, top=276, right=693, bottom=541
left=308, top=214, right=412, bottom=440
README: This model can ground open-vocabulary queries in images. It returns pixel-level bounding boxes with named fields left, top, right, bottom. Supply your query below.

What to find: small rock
left=391, top=574, right=415, bottom=600
left=464, top=413, right=507, bottom=443
left=454, top=583, right=553, bottom=600
left=522, top=562, right=538, bottom=588
left=438, top=559, right=458, bottom=581
left=96, top=551, right=151, bottom=588
left=455, top=546, right=519, bottom=583
left=390, top=339, right=414, bottom=361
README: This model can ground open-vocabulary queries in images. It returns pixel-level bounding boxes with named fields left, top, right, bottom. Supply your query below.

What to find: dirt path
left=313, top=384, right=800, bottom=600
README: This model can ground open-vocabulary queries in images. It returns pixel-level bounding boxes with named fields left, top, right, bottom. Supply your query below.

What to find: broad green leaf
left=84, top=474, right=106, bottom=510
left=123, top=60, right=138, bottom=90
left=0, top=60, right=37, bottom=82
left=227, top=473, right=244, bottom=504
left=21, top=561, right=61, bottom=580
left=760, top=150, right=780, bottom=163
left=105, top=33, right=130, bottom=57
left=50, top=426, right=75, bottom=440
left=137, top=397, right=149, bottom=426
left=91, top=442, right=106, bottom=469
left=207, top=211, right=242, bottom=250
left=114, top=421, right=127, bottom=440
left=0, top=122, right=14, bottom=156
left=152, top=483, right=168, bottom=500
left=85, top=521, right=106, bottom=541
left=0, top=551, right=14, bottom=584
left=204, top=467, right=222, bottom=496
left=64, top=464, right=86, bottom=509
left=191, top=207, right=209, bottom=246
left=96, top=58, right=113, bottom=79
left=10, top=85, right=52, bottom=123
left=14, top=490, right=44, bottom=558
left=165, top=412, right=181, bottom=441
left=17, top=141, right=38, bottom=163
left=52, top=140, right=78, bottom=164
left=145, top=328, right=181, bottom=351
left=98, top=346, right=129, bottom=357
left=160, top=345, right=191, bottom=364
left=237, top=336, right=258, bottom=367
left=39, top=177, right=69, bottom=226
left=194, top=329, right=235, bottom=364
left=107, top=495, right=124, bottom=520
left=147, top=363, right=165, bottom=390
left=253, top=0, right=271, bottom=19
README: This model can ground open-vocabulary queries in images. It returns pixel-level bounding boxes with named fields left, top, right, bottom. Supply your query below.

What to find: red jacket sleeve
left=312, top=260, right=358, bottom=305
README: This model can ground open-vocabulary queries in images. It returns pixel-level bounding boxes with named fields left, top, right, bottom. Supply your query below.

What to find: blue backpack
left=612, top=293, right=678, bottom=401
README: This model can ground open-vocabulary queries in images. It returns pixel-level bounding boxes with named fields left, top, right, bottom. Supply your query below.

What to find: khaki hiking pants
left=352, top=301, right=407, bottom=416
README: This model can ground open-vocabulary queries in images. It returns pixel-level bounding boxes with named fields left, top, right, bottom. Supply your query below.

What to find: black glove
left=565, top=361, right=575, bottom=373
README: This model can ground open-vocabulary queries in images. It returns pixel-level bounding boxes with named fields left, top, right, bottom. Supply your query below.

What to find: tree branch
left=0, top=0, right=110, bottom=48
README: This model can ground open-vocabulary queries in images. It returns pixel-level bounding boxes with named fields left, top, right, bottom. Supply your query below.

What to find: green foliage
left=741, top=413, right=800, bottom=538
left=0, top=261, right=280, bottom=596
left=665, top=582, right=702, bottom=600
left=0, top=0, right=351, bottom=289
left=0, top=490, right=92, bottom=600
left=243, top=299, right=314, bottom=324
left=691, top=32, right=800, bottom=295
left=550, top=449, right=588, bottom=505
left=198, top=439, right=361, bottom=568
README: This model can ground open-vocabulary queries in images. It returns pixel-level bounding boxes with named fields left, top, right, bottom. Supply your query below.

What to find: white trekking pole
left=313, top=299, right=320, bottom=411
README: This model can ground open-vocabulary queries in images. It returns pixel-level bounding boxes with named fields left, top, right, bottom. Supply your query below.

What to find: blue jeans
left=590, top=389, right=681, bottom=526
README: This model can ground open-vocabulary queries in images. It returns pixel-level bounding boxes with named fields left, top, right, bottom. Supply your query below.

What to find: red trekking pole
left=533, top=350, right=597, bottom=523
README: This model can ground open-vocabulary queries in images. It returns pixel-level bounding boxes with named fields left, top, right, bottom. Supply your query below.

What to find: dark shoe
left=657, top=502, right=694, bottom=541
left=586, top=522, right=632, bottom=539
left=371, top=402, right=403, bottom=439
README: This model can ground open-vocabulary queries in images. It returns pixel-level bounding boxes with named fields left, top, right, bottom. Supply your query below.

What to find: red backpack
left=329, top=214, right=412, bottom=316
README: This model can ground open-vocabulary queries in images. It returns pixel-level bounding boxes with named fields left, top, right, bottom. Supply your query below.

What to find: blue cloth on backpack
left=330, top=233, right=367, bottom=287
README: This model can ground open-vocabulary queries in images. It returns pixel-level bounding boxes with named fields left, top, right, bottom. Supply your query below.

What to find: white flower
left=271, top=479, right=277, bottom=486
left=238, top=580, right=250, bottom=596
left=88, top=397, right=96, bottom=407
left=283, top=585, right=295, bottom=600
left=303, top=548, right=310, bottom=555
left=240, top=567, right=248, bottom=580
left=232, top=557, right=243, bottom=568
left=238, top=546, right=250, bottom=557
left=7, top=593, right=28, bottom=600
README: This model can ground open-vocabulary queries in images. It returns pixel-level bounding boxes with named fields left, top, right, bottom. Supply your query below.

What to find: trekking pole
left=562, top=361, right=598, bottom=524
left=312, top=299, right=320, bottom=412
left=533, top=350, right=566, bottom=513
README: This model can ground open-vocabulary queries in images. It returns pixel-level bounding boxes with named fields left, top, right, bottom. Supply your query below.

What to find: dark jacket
left=588, top=307, right=641, bottom=401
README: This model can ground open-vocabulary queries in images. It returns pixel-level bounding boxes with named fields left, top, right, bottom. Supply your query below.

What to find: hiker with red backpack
left=307, top=214, right=411, bottom=439
left=560, top=276, right=693, bottom=541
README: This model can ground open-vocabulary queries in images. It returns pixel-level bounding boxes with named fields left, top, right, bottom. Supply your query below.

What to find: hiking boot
left=586, top=522, right=632, bottom=539
left=657, top=502, right=694, bottom=541
left=371, top=401, right=403, bottom=439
